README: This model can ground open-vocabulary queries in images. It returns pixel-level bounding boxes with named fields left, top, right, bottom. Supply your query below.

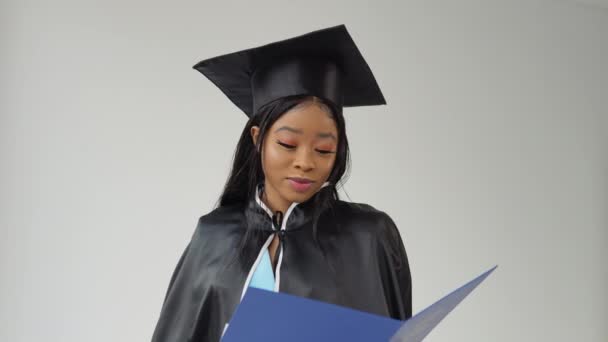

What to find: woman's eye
left=277, top=141, right=296, bottom=149
left=277, top=141, right=335, bottom=154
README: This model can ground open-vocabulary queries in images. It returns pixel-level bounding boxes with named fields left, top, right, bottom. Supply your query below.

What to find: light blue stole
left=248, top=247, right=275, bottom=291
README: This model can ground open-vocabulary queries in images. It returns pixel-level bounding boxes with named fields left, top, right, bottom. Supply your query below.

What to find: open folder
left=222, top=265, right=497, bottom=342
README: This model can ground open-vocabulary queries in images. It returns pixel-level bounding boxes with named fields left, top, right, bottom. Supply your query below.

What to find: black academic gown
left=151, top=187, right=412, bottom=342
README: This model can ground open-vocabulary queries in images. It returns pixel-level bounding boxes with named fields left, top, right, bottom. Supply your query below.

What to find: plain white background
left=2, top=0, right=607, bottom=341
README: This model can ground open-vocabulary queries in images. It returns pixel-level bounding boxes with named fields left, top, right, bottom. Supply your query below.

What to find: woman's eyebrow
left=275, top=126, right=336, bottom=141
left=317, top=132, right=337, bottom=141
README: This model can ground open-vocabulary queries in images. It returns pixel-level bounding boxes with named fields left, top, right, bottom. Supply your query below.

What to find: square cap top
left=193, top=24, right=386, bottom=118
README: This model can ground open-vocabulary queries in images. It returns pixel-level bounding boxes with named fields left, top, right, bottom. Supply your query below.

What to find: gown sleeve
left=159, top=240, right=191, bottom=309
left=151, top=217, right=204, bottom=342
left=376, top=212, right=413, bottom=320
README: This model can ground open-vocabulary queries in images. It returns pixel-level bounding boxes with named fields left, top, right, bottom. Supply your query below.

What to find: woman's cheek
left=320, top=154, right=336, bottom=171
left=264, top=144, right=287, bottom=166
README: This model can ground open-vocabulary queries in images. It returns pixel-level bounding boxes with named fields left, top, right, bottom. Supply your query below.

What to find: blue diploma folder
left=222, top=265, right=497, bottom=342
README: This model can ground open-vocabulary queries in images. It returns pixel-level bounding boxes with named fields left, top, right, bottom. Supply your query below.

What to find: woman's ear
left=250, top=126, right=260, bottom=147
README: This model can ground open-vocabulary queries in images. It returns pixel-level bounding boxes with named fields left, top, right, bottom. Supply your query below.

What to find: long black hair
left=214, top=94, right=352, bottom=268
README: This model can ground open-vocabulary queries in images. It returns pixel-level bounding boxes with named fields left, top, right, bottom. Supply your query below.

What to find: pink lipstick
left=288, top=178, right=313, bottom=192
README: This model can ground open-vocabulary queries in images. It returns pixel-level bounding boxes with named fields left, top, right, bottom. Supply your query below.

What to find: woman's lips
left=287, top=178, right=314, bottom=192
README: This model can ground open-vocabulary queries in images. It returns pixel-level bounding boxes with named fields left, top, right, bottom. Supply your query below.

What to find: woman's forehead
left=272, top=106, right=338, bottom=137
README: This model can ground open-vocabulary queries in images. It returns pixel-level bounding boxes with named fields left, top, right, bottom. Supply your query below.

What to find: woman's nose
left=293, top=148, right=315, bottom=170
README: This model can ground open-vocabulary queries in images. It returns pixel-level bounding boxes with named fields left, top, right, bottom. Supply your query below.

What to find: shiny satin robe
left=151, top=185, right=412, bottom=342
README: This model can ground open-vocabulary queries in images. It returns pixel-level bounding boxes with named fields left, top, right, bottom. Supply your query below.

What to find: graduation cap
left=193, top=24, right=386, bottom=118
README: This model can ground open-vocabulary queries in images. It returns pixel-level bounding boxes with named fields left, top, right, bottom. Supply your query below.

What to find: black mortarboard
left=193, top=24, right=386, bottom=118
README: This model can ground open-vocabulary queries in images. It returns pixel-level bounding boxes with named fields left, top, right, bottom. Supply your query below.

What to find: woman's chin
left=279, top=186, right=312, bottom=203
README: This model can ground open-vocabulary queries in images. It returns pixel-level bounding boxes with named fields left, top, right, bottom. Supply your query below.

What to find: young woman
left=152, top=24, right=412, bottom=342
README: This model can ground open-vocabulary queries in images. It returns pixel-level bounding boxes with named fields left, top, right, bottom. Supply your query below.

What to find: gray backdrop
left=2, top=0, right=607, bottom=341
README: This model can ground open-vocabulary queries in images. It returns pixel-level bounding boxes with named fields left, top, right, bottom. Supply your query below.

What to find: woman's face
left=251, top=99, right=338, bottom=211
